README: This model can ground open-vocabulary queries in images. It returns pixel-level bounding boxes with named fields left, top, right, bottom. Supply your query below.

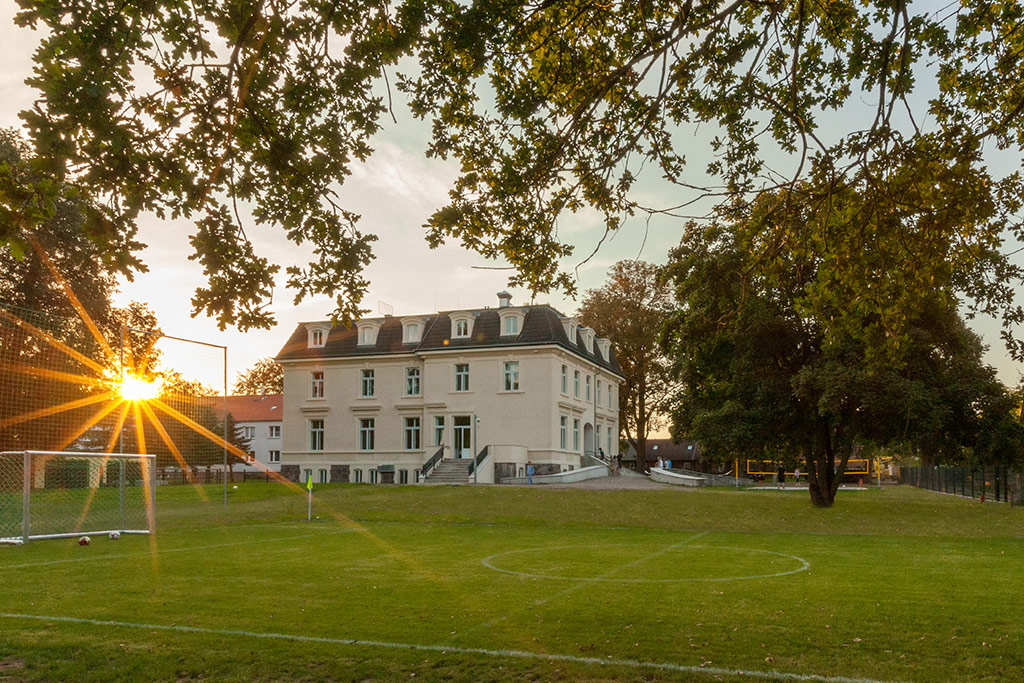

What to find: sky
left=1, top=5, right=1021, bottom=395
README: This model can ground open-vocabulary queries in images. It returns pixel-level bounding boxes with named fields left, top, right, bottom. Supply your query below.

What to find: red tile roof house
left=203, top=394, right=284, bottom=472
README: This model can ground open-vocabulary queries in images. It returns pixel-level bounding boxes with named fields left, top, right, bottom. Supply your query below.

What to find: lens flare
left=120, top=374, right=160, bottom=401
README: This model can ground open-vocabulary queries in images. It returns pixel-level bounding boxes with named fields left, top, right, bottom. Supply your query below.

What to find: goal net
left=0, top=451, right=155, bottom=544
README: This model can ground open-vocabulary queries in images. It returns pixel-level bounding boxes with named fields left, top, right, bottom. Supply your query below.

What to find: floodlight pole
left=119, top=326, right=125, bottom=455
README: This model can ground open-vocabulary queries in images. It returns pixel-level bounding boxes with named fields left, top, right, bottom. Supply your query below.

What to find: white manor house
left=274, top=292, right=623, bottom=484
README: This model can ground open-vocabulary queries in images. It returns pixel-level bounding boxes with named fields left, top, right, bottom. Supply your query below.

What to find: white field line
left=533, top=531, right=709, bottom=605
left=462, top=532, right=708, bottom=638
left=0, top=612, right=908, bottom=683
left=1, top=529, right=355, bottom=570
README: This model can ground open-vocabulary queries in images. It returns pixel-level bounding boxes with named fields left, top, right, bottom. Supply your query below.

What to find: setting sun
left=119, top=374, right=160, bottom=401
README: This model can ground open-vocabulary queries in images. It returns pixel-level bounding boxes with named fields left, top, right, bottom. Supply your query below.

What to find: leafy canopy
left=6, top=1, right=1024, bottom=344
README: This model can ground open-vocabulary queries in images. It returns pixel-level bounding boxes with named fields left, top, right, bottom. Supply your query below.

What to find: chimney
left=497, top=291, right=512, bottom=308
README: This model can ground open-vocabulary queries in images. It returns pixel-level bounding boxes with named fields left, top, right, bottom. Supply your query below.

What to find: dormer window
left=356, top=321, right=382, bottom=346
left=450, top=313, right=475, bottom=339
left=596, top=338, right=611, bottom=361
left=402, top=318, right=425, bottom=344
left=580, top=327, right=595, bottom=354
left=499, top=309, right=526, bottom=337
left=561, top=317, right=578, bottom=344
left=306, top=323, right=330, bottom=348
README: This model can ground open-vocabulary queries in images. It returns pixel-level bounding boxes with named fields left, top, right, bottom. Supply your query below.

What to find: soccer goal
left=0, top=451, right=156, bottom=545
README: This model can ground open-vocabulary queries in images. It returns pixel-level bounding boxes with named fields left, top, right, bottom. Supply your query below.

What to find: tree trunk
left=806, top=424, right=836, bottom=507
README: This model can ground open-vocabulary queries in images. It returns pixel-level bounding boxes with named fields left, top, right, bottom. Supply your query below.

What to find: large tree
left=233, top=357, right=284, bottom=395
left=577, top=260, right=674, bottom=471
left=662, top=192, right=1024, bottom=507
left=5, top=2, right=1024, bottom=352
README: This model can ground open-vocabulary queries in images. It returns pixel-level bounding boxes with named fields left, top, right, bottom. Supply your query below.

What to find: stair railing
left=467, top=445, right=490, bottom=482
left=420, top=446, right=446, bottom=481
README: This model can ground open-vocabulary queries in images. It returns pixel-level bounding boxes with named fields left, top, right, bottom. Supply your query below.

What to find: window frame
left=268, top=450, right=281, bottom=463
left=359, top=418, right=375, bottom=451
left=404, top=417, right=422, bottom=450
left=573, top=370, right=580, bottom=398
left=433, top=416, right=445, bottom=446
left=454, top=363, right=470, bottom=392
left=560, top=416, right=567, bottom=450
left=586, top=375, right=591, bottom=401
left=560, top=365, right=567, bottom=394
left=310, top=329, right=325, bottom=347
left=360, top=368, right=375, bottom=397
left=309, top=419, right=324, bottom=451
left=268, top=425, right=281, bottom=438
left=406, top=367, right=421, bottom=396
left=454, top=319, right=469, bottom=338
left=573, top=419, right=580, bottom=452
left=503, top=361, right=520, bottom=391
left=311, top=371, right=324, bottom=398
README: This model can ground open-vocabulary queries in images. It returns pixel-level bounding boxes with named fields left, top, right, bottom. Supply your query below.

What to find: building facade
left=275, top=294, right=623, bottom=484
left=214, top=394, right=284, bottom=473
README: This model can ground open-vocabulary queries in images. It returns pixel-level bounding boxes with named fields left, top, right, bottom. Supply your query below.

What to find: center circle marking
left=481, top=544, right=810, bottom=582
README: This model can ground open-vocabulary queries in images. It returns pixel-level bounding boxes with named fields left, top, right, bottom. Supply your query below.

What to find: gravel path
left=531, top=471, right=681, bottom=490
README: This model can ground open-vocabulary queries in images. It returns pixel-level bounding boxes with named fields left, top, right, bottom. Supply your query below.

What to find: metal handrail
left=420, top=446, right=445, bottom=480
left=467, top=445, right=490, bottom=476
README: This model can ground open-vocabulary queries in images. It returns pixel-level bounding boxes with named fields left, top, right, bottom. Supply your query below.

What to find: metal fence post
left=22, top=451, right=31, bottom=543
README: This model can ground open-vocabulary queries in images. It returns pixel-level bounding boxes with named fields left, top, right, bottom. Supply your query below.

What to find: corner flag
left=306, top=472, right=313, bottom=521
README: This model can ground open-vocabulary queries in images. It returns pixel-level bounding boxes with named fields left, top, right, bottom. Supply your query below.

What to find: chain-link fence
left=899, top=465, right=1023, bottom=505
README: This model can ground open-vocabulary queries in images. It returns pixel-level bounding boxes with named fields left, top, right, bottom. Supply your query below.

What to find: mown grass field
left=1, top=482, right=1022, bottom=682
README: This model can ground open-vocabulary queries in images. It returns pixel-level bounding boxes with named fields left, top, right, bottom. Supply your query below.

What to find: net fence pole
left=22, top=451, right=31, bottom=544
left=119, top=458, right=126, bottom=530
left=223, top=345, right=228, bottom=508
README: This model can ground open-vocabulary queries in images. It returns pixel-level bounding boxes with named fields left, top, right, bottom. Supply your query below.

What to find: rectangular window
left=303, top=468, right=313, bottom=483
left=573, top=419, right=580, bottom=452
left=596, top=425, right=602, bottom=452
left=319, top=469, right=328, bottom=483
left=359, top=418, right=375, bottom=450
left=243, top=426, right=256, bottom=439
left=455, top=319, right=469, bottom=337
left=607, top=427, right=613, bottom=455
left=503, top=361, right=520, bottom=391
left=369, top=470, right=379, bottom=484
left=434, top=416, right=445, bottom=446
left=561, top=365, right=567, bottom=394
left=596, top=380, right=602, bottom=405
left=404, top=417, right=421, bottom=450
left=311, top=371, right=324, bottom=398
left=454, top=363, right=470, bottom=392
left=403, top=322, right=420, bottom=343
left=560, top=416, right=567, bottom=450
left=311, top=329, right=324, bottom=346
left=413, top=468, right=420, bottom=482
left=586, top=375, right=591, bottom=401
left=268, top=450, right=281, bottom=463
left=309, top=419, right=324, bottom=451
left=399, top=469, right=409, bottom=484
left=504, top=316, right=518, bottom=335
left=406, top=367, right=420, bottom=395
left=609, top=386, right=614, bottom=410
left=268, top=425, right=281, bottom=438
left=360, top=369, right=375, bottom=397
left=574, top=370, right=580, bottom=398
left=353, top=469, right=363, bottom=483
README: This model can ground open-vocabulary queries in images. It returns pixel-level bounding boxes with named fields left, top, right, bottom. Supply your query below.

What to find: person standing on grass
left=794, top=467, right=800, bottom=484
left=777, top=465, right=786, bottom=488
left=526, top=460, right=535, bottom=484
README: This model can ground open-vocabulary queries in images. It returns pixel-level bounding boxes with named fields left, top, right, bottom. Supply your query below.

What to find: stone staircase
left=424, top=458, right=473, bottom=484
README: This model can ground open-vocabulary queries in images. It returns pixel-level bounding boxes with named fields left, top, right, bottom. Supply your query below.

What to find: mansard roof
left=275, top=305, right=623, bottom=377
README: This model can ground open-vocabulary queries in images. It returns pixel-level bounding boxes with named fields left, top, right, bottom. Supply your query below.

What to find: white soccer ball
left=232, top=485, right=239, bottom=489
left=78, top=536, right=91, bottom=546
left=108, top=531, right=121, bottom=540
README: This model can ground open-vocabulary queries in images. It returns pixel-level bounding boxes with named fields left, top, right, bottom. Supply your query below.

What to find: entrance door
left=453, top=415, right=472, bottom=458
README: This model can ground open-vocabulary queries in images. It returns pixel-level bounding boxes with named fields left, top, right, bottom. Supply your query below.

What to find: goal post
left=0, top=451, right=156, bottom=545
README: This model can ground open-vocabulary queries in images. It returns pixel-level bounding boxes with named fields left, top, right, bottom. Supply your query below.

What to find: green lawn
left=1, top=482, right=1022, bottom=682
